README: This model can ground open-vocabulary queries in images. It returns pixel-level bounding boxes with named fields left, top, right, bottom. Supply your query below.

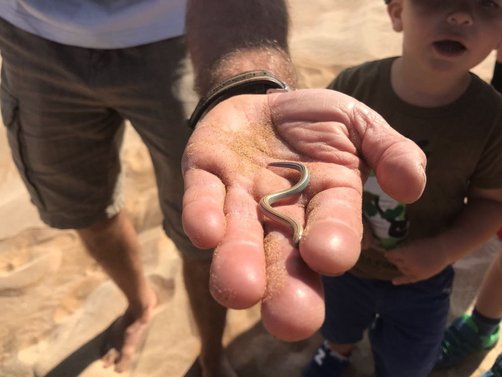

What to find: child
left=302, top=1, right=502, bottom=376
left=436, top=48, right=502, bottom=377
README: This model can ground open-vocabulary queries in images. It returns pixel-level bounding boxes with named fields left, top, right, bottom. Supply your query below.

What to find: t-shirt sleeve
left=325, top=60, right=384, bottom=102
left=327, top=68, right=351, bottom=93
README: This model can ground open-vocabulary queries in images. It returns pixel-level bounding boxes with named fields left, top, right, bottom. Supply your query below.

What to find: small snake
left=259, top=161, right=310, bottom=245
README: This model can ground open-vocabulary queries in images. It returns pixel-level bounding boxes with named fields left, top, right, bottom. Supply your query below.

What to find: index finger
left=182, top=168, right=227, bottom=249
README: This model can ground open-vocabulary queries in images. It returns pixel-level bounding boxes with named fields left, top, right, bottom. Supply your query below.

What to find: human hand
left=182, top=88, right=426, bottom=341
left=385, top=238, right=451, bottom=285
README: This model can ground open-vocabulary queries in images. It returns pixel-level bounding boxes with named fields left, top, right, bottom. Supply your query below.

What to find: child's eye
left=479, top=0, right=500, bottom=8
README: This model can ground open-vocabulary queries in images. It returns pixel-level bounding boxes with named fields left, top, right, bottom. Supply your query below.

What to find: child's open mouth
left=433, top=40, right=467, bottom=56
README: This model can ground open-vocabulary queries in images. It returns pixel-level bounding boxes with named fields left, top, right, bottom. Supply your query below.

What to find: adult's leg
left=77, top=212, right=157, bottom=371
left=115, top=38, right=236, bottom=377
left=182, top=257, right=237, bottom=377
left=0, top=19, right=156, bottom=372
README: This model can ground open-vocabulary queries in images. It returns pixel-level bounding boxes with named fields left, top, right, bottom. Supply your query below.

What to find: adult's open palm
left=182, top=89, right=426, bottom=341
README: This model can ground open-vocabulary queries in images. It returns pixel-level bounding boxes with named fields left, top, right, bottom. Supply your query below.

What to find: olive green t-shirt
left=329, top=57, right=502, bottom=280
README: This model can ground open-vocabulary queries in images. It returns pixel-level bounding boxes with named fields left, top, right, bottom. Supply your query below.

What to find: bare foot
left=100, top=308, right=153, bottom=372
left=101, top=274, right=174, bottom=372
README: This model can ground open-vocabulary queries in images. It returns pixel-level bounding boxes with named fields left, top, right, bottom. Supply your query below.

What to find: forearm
left=186, top=0, right=297, bottom=95
left=436, top=198, right=502, bottom=265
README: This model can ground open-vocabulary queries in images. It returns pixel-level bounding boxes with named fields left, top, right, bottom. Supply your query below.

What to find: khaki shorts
left=0, top=18, right=208, bottom=259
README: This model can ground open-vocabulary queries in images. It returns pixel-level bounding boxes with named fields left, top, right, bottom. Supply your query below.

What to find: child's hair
left=384, top=0, right=392, bottom=3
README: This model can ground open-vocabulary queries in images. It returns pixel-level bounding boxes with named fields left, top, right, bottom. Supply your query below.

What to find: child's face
left=388, top=0, right=502, bottom=73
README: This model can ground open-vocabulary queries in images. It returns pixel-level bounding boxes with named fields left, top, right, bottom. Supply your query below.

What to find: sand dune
left=1, top=1, right=500, bottom=376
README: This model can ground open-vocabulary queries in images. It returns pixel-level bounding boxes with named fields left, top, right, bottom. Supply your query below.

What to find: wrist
left=188, top=70, right=289, bottom=129
left=194, top=47, right=297, bottom=94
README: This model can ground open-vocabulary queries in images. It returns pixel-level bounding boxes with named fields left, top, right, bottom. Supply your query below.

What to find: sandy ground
left=1, top=1, right=501, bottom=376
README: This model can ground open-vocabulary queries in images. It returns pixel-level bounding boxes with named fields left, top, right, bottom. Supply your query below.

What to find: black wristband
left=188, top=70, right=289, bottom=129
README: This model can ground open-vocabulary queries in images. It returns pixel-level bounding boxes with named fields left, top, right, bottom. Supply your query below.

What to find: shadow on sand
left=43, top=320, right=114, bottom=377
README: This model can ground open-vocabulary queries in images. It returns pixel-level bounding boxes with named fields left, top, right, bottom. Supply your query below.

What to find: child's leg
left=475, top=247, right=502, bottom=321
left=461, top=246, right=502, bottom=345
left=370, top=267, right=454, bottom=377
left=461, top=243, right=502, bottom=377
left=472, top=232, right=502, bottom=336
left=302, top=273, right=377, bottom=377
left=436, top=238, right=502, bottom=369
left=321, top=274, right=377, bottom=355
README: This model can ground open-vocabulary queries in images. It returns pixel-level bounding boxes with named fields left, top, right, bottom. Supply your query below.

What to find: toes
left=101, top=347, right=120, bottom=368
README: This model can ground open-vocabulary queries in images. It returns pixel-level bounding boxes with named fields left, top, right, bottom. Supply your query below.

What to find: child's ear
left=387, top=1, right=404, bottom=32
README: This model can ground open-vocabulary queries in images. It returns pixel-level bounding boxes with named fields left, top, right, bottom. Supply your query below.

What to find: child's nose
left=447, top=8, right=474, bottom=26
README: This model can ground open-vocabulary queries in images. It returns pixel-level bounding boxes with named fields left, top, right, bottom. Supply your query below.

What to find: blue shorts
left=321, top=267, right=454, bottom=377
